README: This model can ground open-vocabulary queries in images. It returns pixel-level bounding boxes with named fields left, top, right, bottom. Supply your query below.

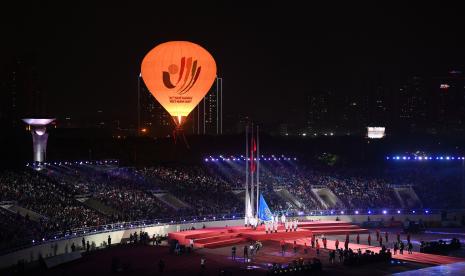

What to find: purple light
left=382, top=210, right=387, bottom=214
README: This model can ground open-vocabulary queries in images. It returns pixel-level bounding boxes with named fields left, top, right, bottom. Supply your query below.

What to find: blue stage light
left=382, top=210, right=387, bottom=214
left=397, top=210, right=401, bottom=214
left=355, top=210, right=359, bottom=214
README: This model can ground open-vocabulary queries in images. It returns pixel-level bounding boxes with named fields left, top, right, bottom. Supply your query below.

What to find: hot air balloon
left=141, top=41, right=217, bottom=128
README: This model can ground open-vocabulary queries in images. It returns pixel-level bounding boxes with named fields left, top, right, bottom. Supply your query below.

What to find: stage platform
left=168, top=220, right=368, bottom=248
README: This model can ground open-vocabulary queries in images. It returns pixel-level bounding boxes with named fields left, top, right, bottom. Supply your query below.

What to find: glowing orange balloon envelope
left=141, top=41, right=217, bottom=126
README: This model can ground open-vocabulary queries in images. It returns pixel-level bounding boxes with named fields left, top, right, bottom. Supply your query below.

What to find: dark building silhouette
left=1, top=56, right=46, bottom=129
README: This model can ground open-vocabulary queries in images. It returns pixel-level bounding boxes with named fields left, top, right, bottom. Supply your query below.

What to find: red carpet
left=283, top=237, right=465, bottom=265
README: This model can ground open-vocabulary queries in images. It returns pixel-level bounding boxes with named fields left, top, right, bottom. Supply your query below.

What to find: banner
left=258, top=194, right=273, bottom=221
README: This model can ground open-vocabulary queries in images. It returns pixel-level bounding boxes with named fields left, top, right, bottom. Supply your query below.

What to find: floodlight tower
left=22, top=118, right=55, bottom=165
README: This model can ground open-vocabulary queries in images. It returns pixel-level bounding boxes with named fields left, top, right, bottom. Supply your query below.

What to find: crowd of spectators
left=138, top=165, right=242, bottom=216
left=0, top=170, right=107, bottom=236
left=331, top=247, right=392, bottom=266
left=0, top=159, right=463, bottom=252
left=267, top=258, right=322, bottom=275
left=420, top=238, right=461, bottom=254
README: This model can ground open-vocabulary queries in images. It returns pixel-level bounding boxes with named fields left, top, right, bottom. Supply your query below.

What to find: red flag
left=250, top=137, right=256, bottom=172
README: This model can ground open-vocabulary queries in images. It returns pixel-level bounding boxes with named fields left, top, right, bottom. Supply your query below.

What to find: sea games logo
left=162, top=57, right=201, bottom=95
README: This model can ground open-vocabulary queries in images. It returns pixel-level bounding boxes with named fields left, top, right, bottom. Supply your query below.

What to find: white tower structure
left=22, top=118, right=55, bottom=165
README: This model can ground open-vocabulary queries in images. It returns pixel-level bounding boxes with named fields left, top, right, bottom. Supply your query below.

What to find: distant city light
left=440, top=83, right=450, bottom=90
left=387, top=154, right=465, bottom=161
left=367, top=127, right=385, bottom=139
left=203, top=155, right=297, bottom=162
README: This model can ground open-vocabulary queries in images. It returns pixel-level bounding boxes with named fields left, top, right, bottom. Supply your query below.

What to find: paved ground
left=6, top=227, right=465, bottom=276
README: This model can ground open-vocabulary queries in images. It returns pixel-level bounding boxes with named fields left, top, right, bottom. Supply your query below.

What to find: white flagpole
left=256, top=125, right=260, bottom=218
left=250, top=123, right=254, bottom=218
left=245, top=125, right=249, bottom=225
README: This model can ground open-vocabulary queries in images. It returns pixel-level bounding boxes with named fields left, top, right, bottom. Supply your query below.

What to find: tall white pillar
left=22, top=118, right=55, bottom=164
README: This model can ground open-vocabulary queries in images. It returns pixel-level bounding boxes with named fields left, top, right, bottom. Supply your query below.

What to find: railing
left=0, top=213, right=244, bottom=256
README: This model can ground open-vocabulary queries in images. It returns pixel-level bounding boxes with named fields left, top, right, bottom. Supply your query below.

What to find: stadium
left=2, top=2, right=465, bottom=276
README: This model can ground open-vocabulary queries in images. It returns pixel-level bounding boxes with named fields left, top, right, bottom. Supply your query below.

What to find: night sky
left=2, top=2, right=465, bottom=126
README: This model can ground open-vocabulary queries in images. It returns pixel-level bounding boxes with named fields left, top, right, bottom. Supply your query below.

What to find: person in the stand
left=189, top=239, right=194, bottom=251
left=379, top=235, right=383, bottom=247
left=200, top=256, right=206, bottom=272
left=385, top=232, right=389, bottom=243
left=407, top=242, right=413, bottom=254
left=356, top=234, right=360, bottom=244
left=232, top=245, right=236, bottom=260
left=316, top=239, right=320, bottom=255
left=368, top=234, right=371, bottom=246
left=345, top=234, right=349, bottom=250
left=158, top=259, right=165, bottom=274
left=280, top=240, right=286, bottom=256
left=311, top=235, right=315, bottom=248
left=323, top=237, right=327, bottom=249
left=329, top=250, right=336, bottom=264
left=393, top=242, right=398, bottom=255
left=335, top=239, right=339, bottom=250
left=293, top=240, right=298, bottom=253
left=376, top=229, right=380, bottom=241
left=243, top=245, right=249, bottom=262
left=304, top=242, right=308, bottom=254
